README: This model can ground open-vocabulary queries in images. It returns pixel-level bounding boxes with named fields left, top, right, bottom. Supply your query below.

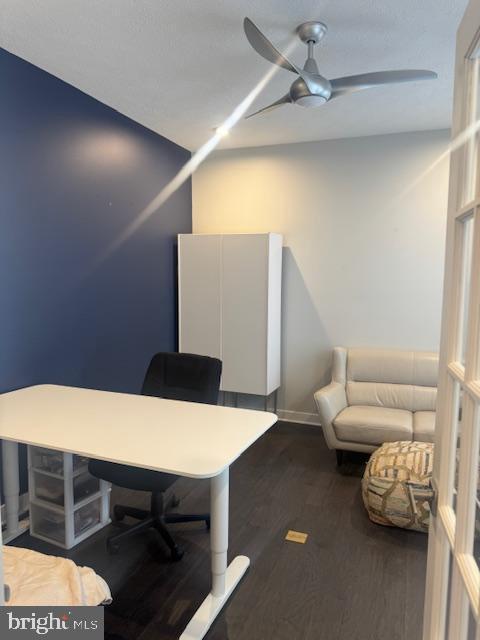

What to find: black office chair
left=89, top=352, right=222, bottom=560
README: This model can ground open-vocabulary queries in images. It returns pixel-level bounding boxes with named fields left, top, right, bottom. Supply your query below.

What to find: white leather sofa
left=314, top=347, right=438, bottom=462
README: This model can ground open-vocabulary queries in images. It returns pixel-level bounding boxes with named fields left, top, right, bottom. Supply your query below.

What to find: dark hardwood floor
left=13, top=422, right=428, bottom=640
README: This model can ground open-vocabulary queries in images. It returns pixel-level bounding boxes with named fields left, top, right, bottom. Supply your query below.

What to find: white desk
left=0, top=384, right=277, bottom=638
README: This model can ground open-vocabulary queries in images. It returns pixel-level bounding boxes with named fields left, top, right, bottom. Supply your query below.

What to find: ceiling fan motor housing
left=290, top=75, right=332, bottom=107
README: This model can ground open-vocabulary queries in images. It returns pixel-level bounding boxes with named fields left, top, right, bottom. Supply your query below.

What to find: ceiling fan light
left=296, top=95, right=327, bottom=107
left=215, top=124, right=230, bottom=138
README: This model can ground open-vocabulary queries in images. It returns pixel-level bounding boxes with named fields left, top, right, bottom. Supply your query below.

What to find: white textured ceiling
left=1, top=0, right=467, bottom=151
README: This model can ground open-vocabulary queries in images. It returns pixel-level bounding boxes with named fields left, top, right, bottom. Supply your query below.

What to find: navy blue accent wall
left=0, top=49, right=192, bottom=493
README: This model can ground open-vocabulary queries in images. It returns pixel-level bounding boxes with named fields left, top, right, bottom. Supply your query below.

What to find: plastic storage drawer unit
left=28, top=446, right=111, bottom=549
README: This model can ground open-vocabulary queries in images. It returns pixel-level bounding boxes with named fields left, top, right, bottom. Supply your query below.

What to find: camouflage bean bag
left=362, top=441, right=434, bottom=532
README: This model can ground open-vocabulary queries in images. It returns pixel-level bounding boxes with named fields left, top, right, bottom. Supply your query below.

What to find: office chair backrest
left=141, top=352, right=222, bottom=405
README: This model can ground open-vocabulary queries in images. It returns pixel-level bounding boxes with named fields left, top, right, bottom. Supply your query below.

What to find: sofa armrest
left=314, top=382, right=347, bottom=450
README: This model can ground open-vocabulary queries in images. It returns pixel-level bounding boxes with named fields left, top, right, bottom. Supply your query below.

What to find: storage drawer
left=30, top=447, right=88, bottom=475
left=73, top=455, right=89, bottom=472
left=30, top=447, right=64, bottom=475
left=74, top=498, right=101, bottom=536
left=73, top=473, right=99, bottom=503
left=33, top=471, right=64, bottom=506
left=30, top=503, right=65, bottom=544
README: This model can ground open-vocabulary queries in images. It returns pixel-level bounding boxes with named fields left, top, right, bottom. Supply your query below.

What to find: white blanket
left=4, top=546, right=112, bottom=606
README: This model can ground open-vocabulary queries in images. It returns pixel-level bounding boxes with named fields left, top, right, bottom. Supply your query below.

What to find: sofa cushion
left=345, top=348, right=438, bottom=412
left=413, top=411, right=436, bottom=442
left=333, top=405, right=413, bottom=445
left=347, top=348, right=439, bottom=386
left=346, top=382, right=437, bottom=412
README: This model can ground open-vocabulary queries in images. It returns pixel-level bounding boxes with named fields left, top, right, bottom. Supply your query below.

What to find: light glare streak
left=392, top=119, right=480, bottom=203
left=88, top=39, right=296, bottom=274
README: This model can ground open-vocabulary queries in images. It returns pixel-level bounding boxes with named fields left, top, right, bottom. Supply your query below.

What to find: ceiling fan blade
left=243, top=18, right=319, bottom=94
left=245, top=94, right=292, bottom=119
left=330, top=69, right=438, bottom=97
left=244, top=17, right=299, bottom=75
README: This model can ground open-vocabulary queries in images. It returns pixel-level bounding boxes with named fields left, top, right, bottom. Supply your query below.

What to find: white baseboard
left=277, top=410, right=321, bottom=426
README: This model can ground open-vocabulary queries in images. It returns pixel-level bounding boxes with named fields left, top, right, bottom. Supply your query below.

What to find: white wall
left=193, top=129, right=450, bottom=423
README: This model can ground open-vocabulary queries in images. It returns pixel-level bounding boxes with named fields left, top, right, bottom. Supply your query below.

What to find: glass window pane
left=461, top=59, right=480, bottom=207
left=457, top=215, right=474, bottom=365
left=453, top=382, right=462, bottom=512
left=445, top=552, right=454, bottom=633
left=470, top=409, right=480, bottom=570
left=447, top=570, right=476, bottom=640
left=467, top=604, right=476, bottom=640
left=475, top=56, right=480, bottom=202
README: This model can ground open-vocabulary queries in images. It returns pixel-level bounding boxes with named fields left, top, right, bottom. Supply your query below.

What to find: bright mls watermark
left=0, top=607, right=104, bottom=638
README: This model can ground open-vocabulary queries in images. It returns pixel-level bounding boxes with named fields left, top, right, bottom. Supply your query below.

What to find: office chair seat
left=89, top=352, right=222, bottom=560
left=88, top=460, right=177, bottom=493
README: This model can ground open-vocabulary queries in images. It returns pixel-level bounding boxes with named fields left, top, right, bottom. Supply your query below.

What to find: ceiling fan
left=244, top=17, right=437, bottom=118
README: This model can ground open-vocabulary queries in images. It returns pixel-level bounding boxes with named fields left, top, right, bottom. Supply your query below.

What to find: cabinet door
left=178, top=234, right=222, bottom=359
left=221, top=235, right=268, bottom=394
left=266, top=233, right=283, bottom=394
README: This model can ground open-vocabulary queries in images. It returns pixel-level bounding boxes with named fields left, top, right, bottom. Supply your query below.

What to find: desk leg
left=2, top=441, right=19, bottom=539
left=0, top=466, right=4, bottom=606
left=179, top=468, right=249, bottom=640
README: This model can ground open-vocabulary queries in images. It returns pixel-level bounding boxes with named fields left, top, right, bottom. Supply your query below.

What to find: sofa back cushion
left=346, top=348, right=438, bottom=412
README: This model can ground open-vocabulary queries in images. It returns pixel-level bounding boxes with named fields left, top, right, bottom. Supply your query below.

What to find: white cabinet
left=178, top=233, right=282, bottom=397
